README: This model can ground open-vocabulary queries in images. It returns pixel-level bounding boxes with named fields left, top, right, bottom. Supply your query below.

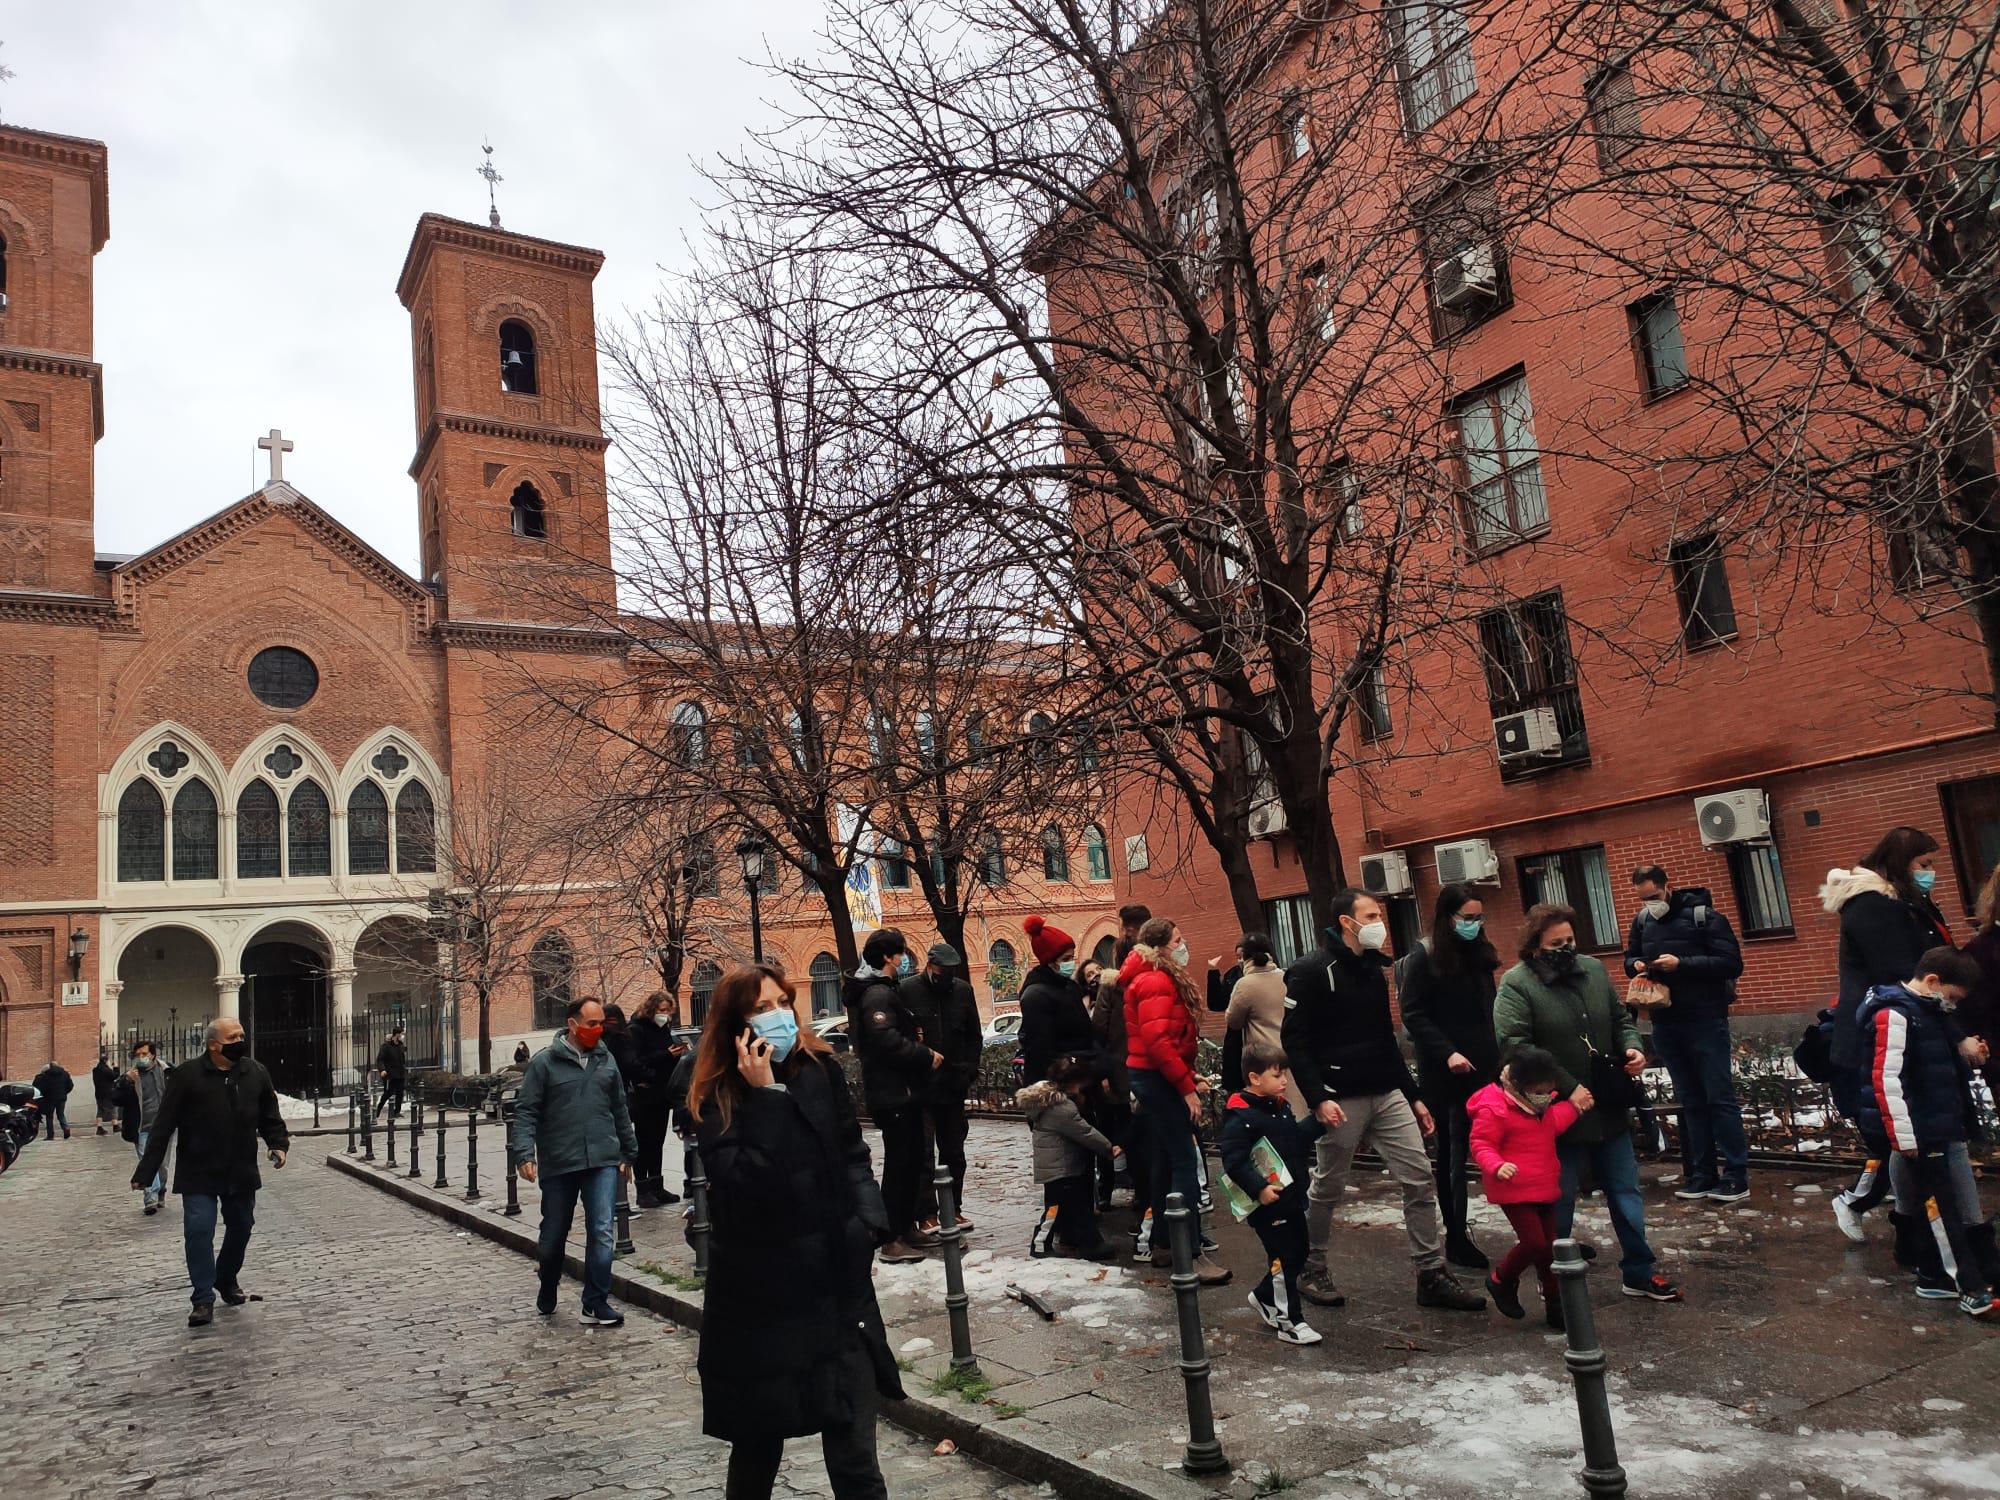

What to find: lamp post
left=735, top=837, right=767, bottom=963
left=67, top=927, right=89, bottom=980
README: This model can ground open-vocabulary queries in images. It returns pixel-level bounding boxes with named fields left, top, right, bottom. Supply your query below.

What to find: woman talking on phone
left=688, top=962, right=903, bottom=1500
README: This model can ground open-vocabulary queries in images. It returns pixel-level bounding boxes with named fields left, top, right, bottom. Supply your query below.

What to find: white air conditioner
left=1360, top=850, right=1413, bottom=897
left=1435, top=240, right=1499, bottom=310
left=1434, top=837, right=1501, bottom=885
left=1494, top=707, right=1562, bottom=762
left=0, top=291, right=9, bottom=311
left=1694, top=788, right=1771, bottom=847
left=1248, top=802, right=1289, bottom=840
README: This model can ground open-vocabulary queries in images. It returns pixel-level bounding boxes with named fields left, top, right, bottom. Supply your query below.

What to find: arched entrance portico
left=241, top=920, right=332, bottom=1096
left=112, top=925, right=221, bottom=1065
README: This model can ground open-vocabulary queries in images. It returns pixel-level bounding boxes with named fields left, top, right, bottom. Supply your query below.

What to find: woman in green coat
left=1494, top=903, right=1682, bottom=1303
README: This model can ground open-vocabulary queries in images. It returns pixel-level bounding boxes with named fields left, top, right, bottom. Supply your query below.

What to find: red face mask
left=572, top=1023, right=604, bottom=1049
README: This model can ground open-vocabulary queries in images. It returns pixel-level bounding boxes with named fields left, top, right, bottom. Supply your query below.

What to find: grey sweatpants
left=1305, top=1090, right=1443, bottom=1272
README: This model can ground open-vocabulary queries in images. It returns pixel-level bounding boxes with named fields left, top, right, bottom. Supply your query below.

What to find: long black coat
left=1017, top=965, right=1100, bottom=1085
left=1396, top=940, right=1501, bottom=1099
left=695, top=1053, right=903, bottom=1441
left=133, top=1053, right=289, bottom=1197
left=847, top=973, right=933, bottom=1115
left=1829, top=883, right=1952, bottom=1071
left=899, top=972, right=982, bottom=1102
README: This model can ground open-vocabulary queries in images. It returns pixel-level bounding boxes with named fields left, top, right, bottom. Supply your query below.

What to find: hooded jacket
left=1217, top=1089, right=1324, bottom=1228
left=845, top=969, right=934, bottom=1115
left=1017, top=963, right=1100, bottom=1085
left=1822, top=867, right=1953, bottom=1072
left=1621, top=886, right=1744, bottom=1024
left=32, top=1062, right=72, bottom=1104
left=1120, top=946, right=1201, bottom=1095
left=900, top=969, right=983, bottom=1101
left=1280, top=939, right=1418, bottom=1108
left=1466, top=1082, right=1580, bottom=1204
left=1856, top=982, right=1976, bottom=1151
left=507, top=1031, right=638, bottom=1176
left=1017, top=1079, right=1114, bottom=1183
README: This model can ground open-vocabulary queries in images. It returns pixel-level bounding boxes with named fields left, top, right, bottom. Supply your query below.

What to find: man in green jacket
left=510, top=996, right=638, bottom=1327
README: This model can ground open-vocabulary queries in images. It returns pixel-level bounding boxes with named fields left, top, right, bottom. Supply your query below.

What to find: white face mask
left=651, top=1013, right=672, bottom=1027
left=1640, top=899, right=1669, bottom=922
left=1355, top=920, right=1389, bottom=951
left=1169, top=941, right=1190, bottom=967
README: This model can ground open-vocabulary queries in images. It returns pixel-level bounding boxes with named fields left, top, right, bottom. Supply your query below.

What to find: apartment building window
left=1630, top=292, right=1689, bottom=398
left=879, top=836, right=911, bottom=890
left=1586, top=62, right=1643, bottom=165
left=1942, top=775, right=2000, bottom=912
left=1301, top=262, right=1339, bottom=344
left=1454, top=371, right=1547, bottom=550
left=1516, top=843, right=1619, bottom=951
left=1393, top=1, right=1476, bottom=133
left=1419, top=173, right=1509, bottom=340
left=1278, top=95, right=1310, bottom=165
left=1727, top=842, right=1794, bottom=937
left=1263, top=893, right=1316, bottom=966
left=1826, top=190, right=1891, bottom=302
left=1479, top=591, right=1590, bottom=777
left=1668, top=532, right=1738, bottom=647
left=1357, top=663, right=1392, bottom=742
left=1323, top=456, right=1364, bottom=539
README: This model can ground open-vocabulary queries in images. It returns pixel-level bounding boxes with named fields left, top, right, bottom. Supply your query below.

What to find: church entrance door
left=243, top=940, right=328, bottom=1097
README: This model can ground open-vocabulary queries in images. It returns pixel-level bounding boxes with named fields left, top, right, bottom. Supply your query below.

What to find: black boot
left=1969, top=1221, right=2000, bottom=1289
left=1890, top=1209, right=1930, bottom=1273
left=1445, top=1233, right=1490, bottom=1271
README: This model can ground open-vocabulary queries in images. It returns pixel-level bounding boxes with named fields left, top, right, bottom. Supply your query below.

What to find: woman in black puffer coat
left=690, top=963, right=903, bottom=1500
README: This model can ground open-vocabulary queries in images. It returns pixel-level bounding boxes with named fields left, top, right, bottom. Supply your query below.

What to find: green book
left=1220, top=1136, right=1294, bottom=1221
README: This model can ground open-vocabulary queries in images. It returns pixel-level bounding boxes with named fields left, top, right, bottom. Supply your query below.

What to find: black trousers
left=634, top=1095, right=671, bottom=1186
left=1084, top=1085, right=1130, bottom=1206
left=926, top=1098, right=968, bottom=1215
left=1421, top=1082, right=1475, bottom=1244
left=875, top=1104, right=926, bottom=1239
left=1036, top=1174, right=1103, bottom=1252
left=1911, top=1148, right=1988, bottom=1298
left=1252, top=1210, right=1309, bottom=1323
left=373, top=1080, right=404, bottom=1119
left=725, top=1335, right=887, bottom=1500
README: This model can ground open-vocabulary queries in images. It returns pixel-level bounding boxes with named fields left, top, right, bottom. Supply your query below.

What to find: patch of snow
left=899, top=1337, right=934, bottom=1355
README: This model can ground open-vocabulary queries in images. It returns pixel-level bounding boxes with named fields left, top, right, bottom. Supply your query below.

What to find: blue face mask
left=1057, top=960, right=1077, bottom=978
left=1913, top=869, right=1938, bottom=895
left=748, top=1006, right=799, bottom=1064
left=1453, top=917, right=1485, bottom=941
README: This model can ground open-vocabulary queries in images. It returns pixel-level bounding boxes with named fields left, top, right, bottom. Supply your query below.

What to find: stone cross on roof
left=258, top=428, right=294, bottom=485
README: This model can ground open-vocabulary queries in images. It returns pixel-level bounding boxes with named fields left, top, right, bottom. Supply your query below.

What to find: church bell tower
left=395, top=211, right=614, bottom=626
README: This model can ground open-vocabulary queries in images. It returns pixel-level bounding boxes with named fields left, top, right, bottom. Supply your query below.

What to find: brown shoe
left=1194, top=1254, right=1233, bottom=1287
left=878, top=1239, right=926, bottom=1264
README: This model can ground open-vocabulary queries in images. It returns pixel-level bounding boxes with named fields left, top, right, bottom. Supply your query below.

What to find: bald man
left=134, top=1018, right=290, bottom=1327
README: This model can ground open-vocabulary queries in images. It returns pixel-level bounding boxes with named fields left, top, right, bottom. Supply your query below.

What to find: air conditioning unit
left=1434, top=838, right=1501, bottom=885
left=1435, top=240, right=1499, bottom=310
left=1360, top=850, right=1413, bottom=897
left=1694, top=788, right=1772, bottom=847
left=1494, top=707, right=1562, bottom=762
left=1248, top=801, right=1289, bottom=840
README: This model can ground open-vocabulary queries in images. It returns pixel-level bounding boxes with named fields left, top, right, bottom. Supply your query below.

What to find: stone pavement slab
left=361, top=1113, right=2000, bottom=1498
left=0, top=1130, right=1038, bottom=1500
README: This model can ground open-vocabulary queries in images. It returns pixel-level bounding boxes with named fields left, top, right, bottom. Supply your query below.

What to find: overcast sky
left=4, top=2, right=827, bottom=572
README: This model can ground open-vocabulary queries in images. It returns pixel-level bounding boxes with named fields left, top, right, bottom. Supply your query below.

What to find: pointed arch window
left=348, top=781, right=391, bottom=874
left=171, top=780, right=218, bottom=881
left=237, top=781, right=281, bottom=878
left=672, top=701, right=708, bottom=766
left=689, top=960, right=724, bottom=1026
left=510, top=482, right=547, bottom=540
left=809, top=952, right=842, bottom=1019
left=395, top=781, right=437, bottom=873
left=117, top=780, right=165, bottom=883
left=0, top=233, right=8, bottom=303
left=1041, top=825, right=1070, bottom=881
left=979, top=830, right=1007, bottom=887
left=499, top=319, right=538, bottom=395
left=1085, top=823, right=1111, bottom=882
left=287, top=779, right=332, bottom=877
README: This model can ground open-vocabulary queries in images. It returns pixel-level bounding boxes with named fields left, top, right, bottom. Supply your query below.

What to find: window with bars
left=1393, top=1, right=1476, bottom=133
left=809, top=953, right=843, bottom=1019
left=1727, top=842, right=1795, bottom=937
left=1262, top=893, right=1317, bottom=966
left=1586, top=62, right=1643, bottom=165
left=1453, top=372, right=1547, bottom=549
left=1668, top=533, right=1738, bottom=647
left=1478, top=591, right=1590, bottom=776
left=689, top=961, right=723, bottom=1026
left=1516, top=844, right=1619, bottom=951
left=1630, top=293, right=1689, bottom=398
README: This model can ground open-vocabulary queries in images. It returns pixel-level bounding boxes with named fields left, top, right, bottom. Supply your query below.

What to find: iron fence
left=107, top=1000, right=459, bottom=1098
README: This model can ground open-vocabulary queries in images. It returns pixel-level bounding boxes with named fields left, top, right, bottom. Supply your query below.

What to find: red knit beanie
left=1023, top=914, right=1075, bottom=966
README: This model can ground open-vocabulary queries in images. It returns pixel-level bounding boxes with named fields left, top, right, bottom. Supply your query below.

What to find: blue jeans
left=536, top=1165, right=618, bottom=1312
left=1556, top=1133, right=1656, bottom=1283
left=182, top=1192, right=257, bottom=1306
left=1652, top=1016, right=1749, bottom=1187
left=135, top=1130, right=165, bottom=1201
left=1130, top=1068, right=1204, bottom=1238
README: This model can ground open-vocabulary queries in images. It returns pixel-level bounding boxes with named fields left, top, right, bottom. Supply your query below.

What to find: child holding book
left=1466, top=1045, right=1579, bottom=1327
left=1219, top=1043, right=1326, bottom=1345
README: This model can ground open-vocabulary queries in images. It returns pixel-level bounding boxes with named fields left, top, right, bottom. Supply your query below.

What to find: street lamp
left=735, top=837, right=767, bottom=963
left=67, top=927, right=89, bottom=980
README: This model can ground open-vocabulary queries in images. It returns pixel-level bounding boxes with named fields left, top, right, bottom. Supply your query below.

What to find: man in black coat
left=133, top=1017, right=290, bottom=1327
left=1624, top=865, right=1750, bottom=1202
left=91, top=1051, right=119, bottom=1134
left=372, top=1026, right=408, bottom=1120
left=31, top=1059, right=73, bottom=1139
left=847, top=927, right=939, bottom=1262
left=900, top=942, right=982, bottom=1228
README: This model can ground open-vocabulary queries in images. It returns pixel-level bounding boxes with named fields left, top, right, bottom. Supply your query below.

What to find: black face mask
left=1541, top=946, right=1579, bottom=977
left=220, top=1040, right=249, bottom=1062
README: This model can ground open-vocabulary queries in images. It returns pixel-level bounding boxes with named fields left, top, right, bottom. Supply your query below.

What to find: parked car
left=981, top=1009, right=1023, bottom=1047
left=811, top=1014, right=851, bottom=1053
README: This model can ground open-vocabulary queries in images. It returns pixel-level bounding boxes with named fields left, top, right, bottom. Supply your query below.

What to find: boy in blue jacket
left=1856, top=946, right=1998, bottom=1318
left=1219, top=1043, right=1327, bottom=1345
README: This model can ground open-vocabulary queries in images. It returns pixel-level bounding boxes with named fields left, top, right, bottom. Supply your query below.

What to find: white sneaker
left=1132, top=1219, right=1153, bottom=1261
left=1832, top=1195, right=1866, bottom=1244
left=1276, top=1317, right=1322, bottom=1346
left=1248, top=1291, right=1281, bottom=1329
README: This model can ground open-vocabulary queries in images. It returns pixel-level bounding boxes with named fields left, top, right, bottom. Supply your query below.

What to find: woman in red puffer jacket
left=1120, top=918, right=1229, bottom=1284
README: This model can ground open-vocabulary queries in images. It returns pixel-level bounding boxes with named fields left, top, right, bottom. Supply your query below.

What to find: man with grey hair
left=133, top=1017, right=289, bottom=1327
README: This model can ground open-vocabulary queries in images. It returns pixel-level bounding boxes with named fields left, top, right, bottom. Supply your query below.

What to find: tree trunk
left=815, top=875, right=862, bottom=971
left=476, top=985, right=492, bottom=1075
left=1214, top=832, right=1267, bottom=933
left=934, top=908, right=970, bottom=979
left=1285, top=779, right=1348, bottom=938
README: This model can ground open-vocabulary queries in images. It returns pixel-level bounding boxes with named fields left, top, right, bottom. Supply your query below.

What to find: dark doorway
left=243, top=941, right=328, bottom=1096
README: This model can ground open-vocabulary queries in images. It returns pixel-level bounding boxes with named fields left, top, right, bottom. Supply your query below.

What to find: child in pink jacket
left=1467, top=1045, right=1579, bottom=1328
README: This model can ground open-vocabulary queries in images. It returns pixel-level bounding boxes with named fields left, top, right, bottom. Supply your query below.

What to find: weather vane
left=477, top=137, right=503, bottom=228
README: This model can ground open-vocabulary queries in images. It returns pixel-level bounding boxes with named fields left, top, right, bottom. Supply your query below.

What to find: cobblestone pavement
left=0, top=1132, right=1037, bottom=1500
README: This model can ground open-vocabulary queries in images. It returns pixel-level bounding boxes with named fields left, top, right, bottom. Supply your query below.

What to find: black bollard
left=1164, top=1191, right=1228, bottom=1476
left=360, top=1086, right=375, bottom=1162
left=1554, top=1240, right=1627, bottom=1497
left=434, top=1109, right=449, bottom=1189
left=504, top=1148, right=521, bottom=1217
left=933, top=1165, right=980, bottom=1375
left=345, top=1091, right=357, bottom=1155
left=464, top=1110, right=480, bottom=1201
left=408, top=1100, right=423, bottom=1181
left=384, top=1101, right=397, bottom=1169
left=685, top=1139, right=711, bottom=1278
left=614, top=1167, right=637, bottom=1255
left=312, top=1090, right=320, bottom=1131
